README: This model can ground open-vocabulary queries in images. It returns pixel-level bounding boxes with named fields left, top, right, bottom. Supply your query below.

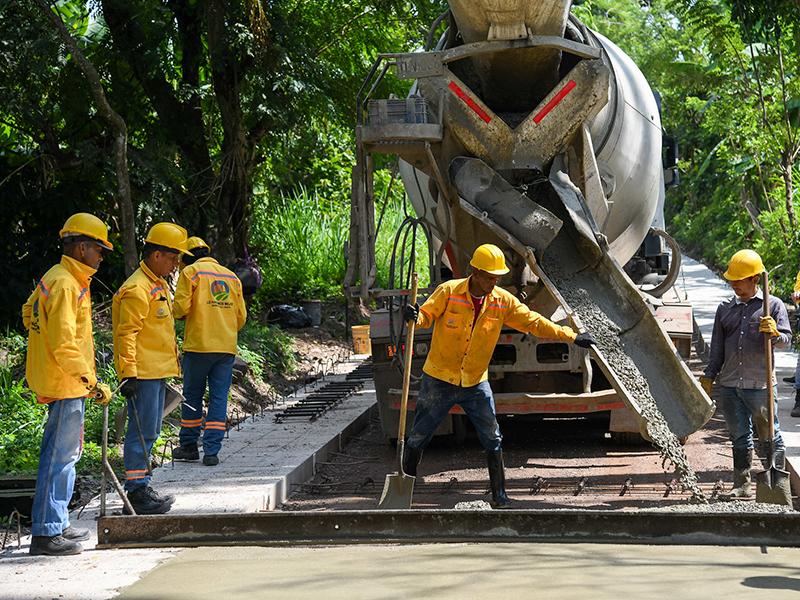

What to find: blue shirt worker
left=23, top=213, right=113, bottom=556
left=113, top=222, right=191, bottom=515
left=700, top=249, right=791, bottom=498
left=401, top=244, right=596, bottom=508
left=171, top=237, right=247, bottom=466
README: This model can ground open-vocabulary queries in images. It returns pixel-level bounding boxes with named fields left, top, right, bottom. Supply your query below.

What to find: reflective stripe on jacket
left=417, top=277, right=577, bottom=387
left=112, top=261, right=180, bottom=380
left=22, top=255, right=97, bottom=401
left=173, top=257, right=247, bottom=354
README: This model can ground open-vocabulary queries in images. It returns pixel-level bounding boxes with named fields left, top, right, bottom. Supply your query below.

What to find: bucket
left=301, top=300, right=322, bottom=327
left=351, top=325, right=372, bottom=355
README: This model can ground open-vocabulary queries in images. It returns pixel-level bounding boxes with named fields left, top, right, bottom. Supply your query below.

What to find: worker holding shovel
left=700, top=249, right=791, bottom=502
left=401, top=244, right=596, bottom=508
left=113, top=222, right=191, bottom=515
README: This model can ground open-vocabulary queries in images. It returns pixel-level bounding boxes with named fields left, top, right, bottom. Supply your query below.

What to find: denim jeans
left=30, top=397, right=85, bottom=537
left=123, top=379, right=165, bottom=491
left=718, top=385, right=784, bottom=452
left=180, top=352, right=234, bottom=456
left=406, top=373, right=502, bottom=452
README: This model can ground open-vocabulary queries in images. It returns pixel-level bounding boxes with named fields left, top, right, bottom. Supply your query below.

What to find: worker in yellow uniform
left=402, top=244, right=596, bottom=508
left=112, top=222, right=191, bottom=514
left=23, top=213, right=112, bottom=556
left=171, top=237, right=247, bottom=465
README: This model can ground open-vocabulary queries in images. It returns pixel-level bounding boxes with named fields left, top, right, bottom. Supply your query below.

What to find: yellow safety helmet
left=723, top=249, right=765, bottom=281
left=59, top=213, right=113, bottom=250
left=187, top=236, right=210, bottom=252
left=470, top=243, right=509, bottom=275
left=144, top=222, right=192, bottom=255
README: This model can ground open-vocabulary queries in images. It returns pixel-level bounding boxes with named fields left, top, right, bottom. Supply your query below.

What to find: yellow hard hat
left=59, top=213, right=113, bottom=250
left=187, top=236, right=210, bottom=252
left=470, top=243, right=509, bottom=275
left=723, top=249, right=764, bottom=280
left=144, top=222, right=192, bottom=255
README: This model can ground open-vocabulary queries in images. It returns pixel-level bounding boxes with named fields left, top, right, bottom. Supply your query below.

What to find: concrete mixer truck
left=344, top=0, right=713, bottom=444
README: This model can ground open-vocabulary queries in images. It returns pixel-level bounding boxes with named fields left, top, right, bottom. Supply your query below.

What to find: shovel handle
left=397, top=273, right=418, bottom=444
left=763, top=271, right=775, bottom=443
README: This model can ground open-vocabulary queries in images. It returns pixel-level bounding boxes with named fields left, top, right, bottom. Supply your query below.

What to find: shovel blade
left=377, top=472, right=415, bottom=509
left=755, top=467, right=793, bottom=507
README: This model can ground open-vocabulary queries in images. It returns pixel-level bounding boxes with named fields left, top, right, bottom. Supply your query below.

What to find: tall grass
left=251, top=185, right=431, bottom=300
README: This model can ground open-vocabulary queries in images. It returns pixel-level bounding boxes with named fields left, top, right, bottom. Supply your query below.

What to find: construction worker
left=401, top=244, right=596, bottom=508
left=700, top=249, right=790, bottom=498
left=23, top=213, right=113, bottom=556
left=112, top=222, right=191, bottom=514
left=171, top=237, right=247, bottom=465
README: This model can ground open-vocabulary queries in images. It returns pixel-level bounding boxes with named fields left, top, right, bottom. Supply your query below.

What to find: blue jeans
left=180, top=352, right=234, bottom=456
left=30, top=397, right=85, bottom=537
left=123, top=379, right=165, bottom=491
left=718, top=385, right=784, bottom=452
left=407, top=374, right=502, bottom=452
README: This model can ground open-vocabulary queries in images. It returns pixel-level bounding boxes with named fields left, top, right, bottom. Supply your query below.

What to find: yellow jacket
left=173, top=258, right=247, bottom=353
left=112, top=261, right=180, bottom=380
left=416, top=277, right=577, bottom=387
left=794, top=270, right=800, bottom=293
left=22, top=256, right=97, bottom=401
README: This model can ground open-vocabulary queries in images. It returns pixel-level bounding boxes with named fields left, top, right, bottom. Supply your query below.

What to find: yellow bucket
left=351, top=325, right=371, bottom=355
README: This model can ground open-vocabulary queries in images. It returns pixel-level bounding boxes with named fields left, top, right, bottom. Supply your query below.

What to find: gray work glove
left=573, top=332, right=597, bottom=348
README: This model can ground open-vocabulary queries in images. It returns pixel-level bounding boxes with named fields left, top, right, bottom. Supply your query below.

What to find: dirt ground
left=281, top=353, right=742, bottom=511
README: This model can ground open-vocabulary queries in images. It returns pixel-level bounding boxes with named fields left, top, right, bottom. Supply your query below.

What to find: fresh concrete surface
left=0, top=358, right=375, bottom=600
left=118, top=543, right=800, bottom=600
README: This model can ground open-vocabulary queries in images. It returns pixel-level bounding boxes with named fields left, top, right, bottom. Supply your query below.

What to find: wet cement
left=544, top=261, right=707, bottom=502
left=117, top=543, right=800, bottom=600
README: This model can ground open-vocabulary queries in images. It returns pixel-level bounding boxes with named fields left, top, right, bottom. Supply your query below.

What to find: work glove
left=699, top=376, right=713, bottom=396
left=403, top=302, right=420, bottom=324
left=573, top=332, right=597, bottom=348
left=759, top=316, right=779, bottom=338
left=120, top=377, right=138, bottom=399
left=91, top=382, right=113, bottom=405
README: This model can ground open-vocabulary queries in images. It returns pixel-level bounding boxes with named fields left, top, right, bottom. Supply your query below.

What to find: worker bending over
left=402, top=244, right=596, bottom=508
left=172, top=237, right=247, bottom=465
left=113, top=223, right=191, bottom=514
left=24, top=213, right=112, bottom=555
left=701, top=249, right=790, bottom=498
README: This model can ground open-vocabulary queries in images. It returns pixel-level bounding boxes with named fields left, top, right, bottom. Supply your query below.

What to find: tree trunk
left=781, top=152, right=797, bottom=230
left=35, top=0, right=138, bottom=274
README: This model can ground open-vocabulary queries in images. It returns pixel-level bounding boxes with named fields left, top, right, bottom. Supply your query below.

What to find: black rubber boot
left=202, top=454, right=219, bottom=466
left=402, top=445, right=424, bottom=477
left=792, top=389, right=800, bottom=417
left=487, top=450, right=512, bottom=508
left=29, top=535, right=82, bottom=556
left=172, top=443, right=199, bottom=461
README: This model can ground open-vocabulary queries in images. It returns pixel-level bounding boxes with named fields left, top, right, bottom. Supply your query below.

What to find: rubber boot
left=487, top=450, right=512, bottom=508
left=402, top=445, right=424, bottom=478
left=725, top=447, right=752, bottom=499
left=791, top=389, right=800, bottom=417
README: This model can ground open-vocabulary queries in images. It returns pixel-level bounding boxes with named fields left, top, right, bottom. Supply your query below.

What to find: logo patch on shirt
left=157, top=307, right=168, bottom=318
left=211, top=280, right=230, bottom=302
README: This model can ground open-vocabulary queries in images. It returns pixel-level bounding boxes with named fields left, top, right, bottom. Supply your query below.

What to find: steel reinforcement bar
left=97, top=509, right=800, bottom=549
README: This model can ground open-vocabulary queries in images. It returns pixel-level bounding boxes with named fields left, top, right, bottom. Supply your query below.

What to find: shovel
left=755, top=271, right=792, bottom=506
left=378, top=272, right=418, bottom=509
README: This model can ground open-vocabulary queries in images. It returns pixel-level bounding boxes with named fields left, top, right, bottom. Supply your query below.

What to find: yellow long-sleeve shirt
left=22, top=255, right=97, bottom=401
left=416, top=277, right=577, bottom=387
left=112, top=261, right=180, bottom=380
left=173, top=257, right=247, bottom=354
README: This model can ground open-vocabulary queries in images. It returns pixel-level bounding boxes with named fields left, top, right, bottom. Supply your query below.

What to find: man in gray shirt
left=700, top=249, right=790, bottom=498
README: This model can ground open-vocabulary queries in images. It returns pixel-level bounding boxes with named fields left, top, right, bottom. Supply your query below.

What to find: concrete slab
left=0, top=358, right=376, bottom=599
left=117, top=543, right=800, bottom=600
